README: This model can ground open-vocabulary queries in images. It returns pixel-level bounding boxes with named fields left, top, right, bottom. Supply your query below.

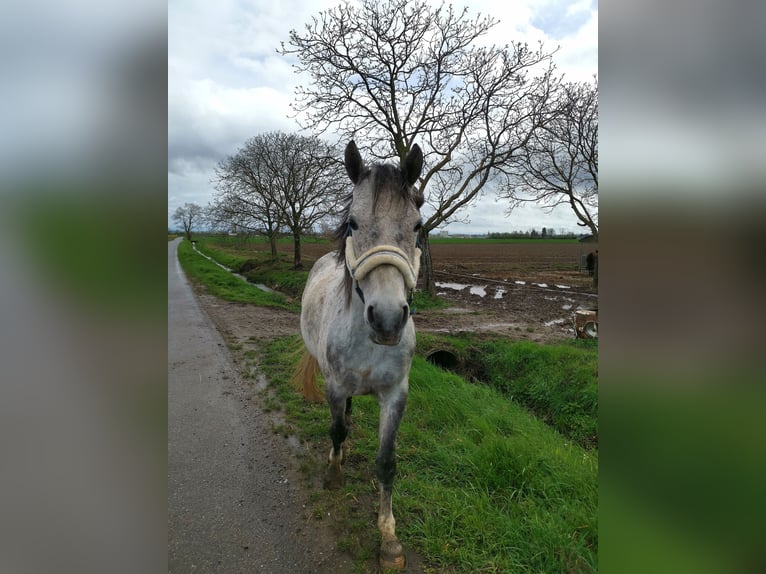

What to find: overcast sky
left=168, top=0, right=597, bottom=235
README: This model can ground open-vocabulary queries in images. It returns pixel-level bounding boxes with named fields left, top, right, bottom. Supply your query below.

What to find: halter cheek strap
left=345, top=236, right=421, bottom=301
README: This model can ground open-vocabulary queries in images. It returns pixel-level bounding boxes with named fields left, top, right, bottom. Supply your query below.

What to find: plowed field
left=298, top=239, right=598, bottom=343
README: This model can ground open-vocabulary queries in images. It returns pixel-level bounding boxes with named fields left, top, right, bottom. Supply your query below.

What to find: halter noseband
left=344, top=235, right=421, bottom=305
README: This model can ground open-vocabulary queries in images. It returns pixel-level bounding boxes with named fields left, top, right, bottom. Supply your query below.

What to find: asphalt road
left=168, top=238, right=352, bottom=573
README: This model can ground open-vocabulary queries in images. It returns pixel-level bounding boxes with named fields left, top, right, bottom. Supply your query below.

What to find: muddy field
left=220, top=238, right=598, bottom=344
left=426, top=242, right=597, bottom=343
left=305, top=240, right=597, bottom=343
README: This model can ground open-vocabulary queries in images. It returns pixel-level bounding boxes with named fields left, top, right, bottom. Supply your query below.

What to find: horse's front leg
left=376, top=387, right=408, bottom=570
left=324, top=389, right=348, bottom=489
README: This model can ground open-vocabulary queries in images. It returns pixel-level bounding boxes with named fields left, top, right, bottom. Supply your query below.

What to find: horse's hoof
left=323, top=464, right=344, bottom=490
left=379, top=539, right=406, bottom=571
left=379, top=554, right=406, bottom=571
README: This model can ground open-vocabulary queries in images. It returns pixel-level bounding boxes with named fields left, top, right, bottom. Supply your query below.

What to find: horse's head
left=338, top=140, right=424, bottom=346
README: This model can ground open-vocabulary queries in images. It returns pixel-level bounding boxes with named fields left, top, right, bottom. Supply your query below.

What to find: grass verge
left=176, top=239, right=299, bottom=311
left=417, top=333, right=598, bottom=449
left=260, top=335, right=597, bottom=573
left=479, top=339, right=598, bottom=448
left=193, top=238, right=248, bottom=270
left=196, top=237, right=310, bottom=298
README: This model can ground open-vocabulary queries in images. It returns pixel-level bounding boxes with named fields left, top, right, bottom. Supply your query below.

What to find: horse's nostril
left=367, top=305, right=376, bottom=325
left=402, top=305, right=409, bottom=324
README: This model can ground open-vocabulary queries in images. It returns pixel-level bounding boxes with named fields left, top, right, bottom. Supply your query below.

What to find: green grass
left=196, top=238, right=310, bottom=298
left=193, top=239, right=248, bottom=270
left=240, top=262, right=309, bottom=298
left=411, top=289, right=451, bottom=312
left=418, top=334, right=598, bottom=449
left=259, top=336, right=597, bottom=573
left=480, top=340, right=597, bottom=448
left=176, top=239, right=299, bottom=311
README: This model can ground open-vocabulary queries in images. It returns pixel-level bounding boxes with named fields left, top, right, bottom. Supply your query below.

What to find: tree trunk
left=419, top=229, right=436, bottom=297
left=293, top=232, right=302, bottom=269
left=593, top=250, right=598, bottom=289
left=268, top=233, right=278, bottom=261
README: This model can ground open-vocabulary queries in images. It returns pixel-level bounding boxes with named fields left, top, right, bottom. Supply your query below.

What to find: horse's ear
left=403, top=144, right=423, bottom=186
left=345, top=141, right=364, bottom=184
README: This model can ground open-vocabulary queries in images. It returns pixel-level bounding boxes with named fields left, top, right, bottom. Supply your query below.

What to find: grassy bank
left=195, top=237, right=310, bottom=298
left=480, top=339, right=597, bottom=448
left=259, top=336, right=597, bottom=573
left=176, top=239, right=298, bottom=311
left=418, top=334, right=598, bottom=449
left=193, top=238, right=248, bottom=269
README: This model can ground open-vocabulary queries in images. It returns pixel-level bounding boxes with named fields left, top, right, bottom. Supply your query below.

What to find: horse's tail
left=292, top=349, right=324, bottom=403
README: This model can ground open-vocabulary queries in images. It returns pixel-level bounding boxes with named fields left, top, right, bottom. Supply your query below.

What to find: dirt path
left=168, top=238, right=354, bottom=573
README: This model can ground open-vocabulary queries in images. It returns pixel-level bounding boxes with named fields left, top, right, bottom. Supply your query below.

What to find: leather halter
left=344, top=235, right=421, bottom=305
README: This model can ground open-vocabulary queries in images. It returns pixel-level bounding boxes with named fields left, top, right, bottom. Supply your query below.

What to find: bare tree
left=280, top=0, right=557, bottom=294
left=212, top=132, right=345, bottom=267
left=211, top=151, right=283, bottom=259
left=498, top=79, right=598, bottom=239
left=264, top=133, right=347, bottom=268
left=172, top=202, right=203, bottom=241
left=202, top=201, right=232, bottom=234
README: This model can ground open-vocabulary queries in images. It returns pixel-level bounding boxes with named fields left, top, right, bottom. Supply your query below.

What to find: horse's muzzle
left=370, top=333, right=401, bottom=346
left=366, top=303, right=409, bottom=346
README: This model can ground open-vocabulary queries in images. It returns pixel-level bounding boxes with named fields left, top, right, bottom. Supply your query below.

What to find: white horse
left=296, top=140, right=423, bottom=570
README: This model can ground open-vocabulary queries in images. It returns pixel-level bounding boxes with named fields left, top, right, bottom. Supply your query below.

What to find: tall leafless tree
left=172, top=202, right=203, bottom=241
left=280, top=0, right=558, bottom=294
left=212, top=132, right=345, bottom=267
left=498, top=79, right=598, bottom=240
left=211, top=151, right=283, bottom=259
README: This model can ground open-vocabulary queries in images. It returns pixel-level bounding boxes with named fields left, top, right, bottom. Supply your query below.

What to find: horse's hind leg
left=324, top=391, right=348, bottom=489
left=376, top=388, right=408, bottom=570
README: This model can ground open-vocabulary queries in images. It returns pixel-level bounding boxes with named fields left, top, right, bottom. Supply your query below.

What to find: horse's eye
left=349, top=219, right=359, bottom=231
left=413, top=221, right=422, bottom=232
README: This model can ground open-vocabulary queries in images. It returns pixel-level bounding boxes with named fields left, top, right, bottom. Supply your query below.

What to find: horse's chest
left=325, top=335, right=412, bottom=392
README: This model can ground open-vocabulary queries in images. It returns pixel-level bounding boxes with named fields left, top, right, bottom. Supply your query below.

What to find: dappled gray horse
left=297, top=140, right=423, bottom=570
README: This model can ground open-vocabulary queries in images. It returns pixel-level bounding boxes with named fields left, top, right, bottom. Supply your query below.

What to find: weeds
left=261, top=335, right=597, bottom=573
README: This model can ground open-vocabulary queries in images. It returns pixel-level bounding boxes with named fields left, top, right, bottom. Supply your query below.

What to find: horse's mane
left=333, top=163, right=423, bottom=306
